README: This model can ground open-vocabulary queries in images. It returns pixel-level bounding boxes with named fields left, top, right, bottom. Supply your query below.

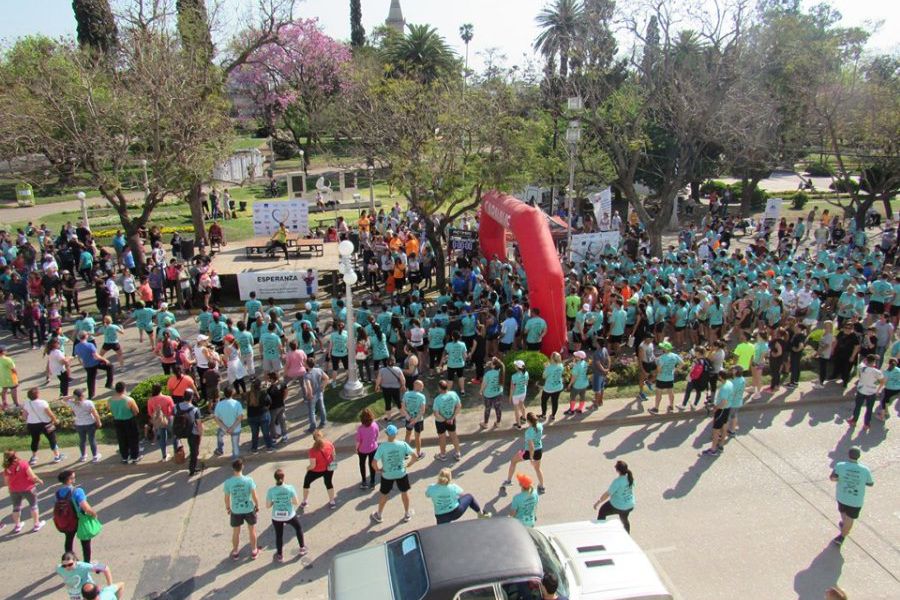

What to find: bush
left=807, top=329, right=825, bottom=346
left=729, top=181, right=769, bottom=211
left=829, top=179, right=860, bottom=194
left=700, top=180, right=729, bottom=196
left=502, top=351, right=549, bottom=385
left=272, top=138, right=298, bottom=160
left=806, top=161, right=834, bottom=177
left=0, top=399, right=114, bottom=436
left=130, top=373, right=170, bottom=422
left=791, top=191, right=809, bottom=210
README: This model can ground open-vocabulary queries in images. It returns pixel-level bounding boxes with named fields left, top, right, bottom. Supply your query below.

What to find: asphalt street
left=1, top=401, right=897, bottom=600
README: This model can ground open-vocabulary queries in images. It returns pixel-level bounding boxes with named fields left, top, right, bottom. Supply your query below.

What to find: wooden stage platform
left=207, top=239, right=340, bottom=275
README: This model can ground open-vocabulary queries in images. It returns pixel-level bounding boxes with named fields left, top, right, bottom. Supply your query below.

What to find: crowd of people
left=0, top=194, right=893, bottom=599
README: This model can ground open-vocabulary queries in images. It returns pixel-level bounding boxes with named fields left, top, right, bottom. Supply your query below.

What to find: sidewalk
left=26, top=379, right=856, bottom=476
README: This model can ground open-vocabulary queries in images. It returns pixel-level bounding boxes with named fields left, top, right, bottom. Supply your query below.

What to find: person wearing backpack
left=681, top=346, right=710, bottom=409
left=147, top=383, right=179, bottom=461
left=155, top=331, right=179, bottom=375
left=109, top=383, right=141, bottom=464
left=174, top=389, right=204, bottom=476
left=55, top=470, right=99, bottom=562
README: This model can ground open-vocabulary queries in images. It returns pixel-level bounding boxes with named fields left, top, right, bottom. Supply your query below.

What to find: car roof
left=417, top=518, right=543, bottom=598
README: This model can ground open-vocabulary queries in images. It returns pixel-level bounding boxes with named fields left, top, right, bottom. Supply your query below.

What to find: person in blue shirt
left=703, top=370, right=734, bottom=456
left=401, top=380, right=429, bottom=458
left=565, top=350, right=591, bottom=415
left=97, top=315, right=124, bottom=368
left=243, top=292, right=262, bottom=327
left=371, top=424, right=420, bottom=524
left=651, top=341, right=683, bottom=414
left=540, top=352, right=565, bottom=422
left=73, top=333, right=114, bottom=400
left=509, top=472, right=540, bottom=528
left=502, top=412, right=545, bottom=493
left=425, top=467, right=490, bottom=524
left=593, top=460, right=635, bottom=533
left=878, top=357, right=900, bottom=420
left=830, top=446, right=874, bottom=546
left=479, top=357, right=506, bottom=429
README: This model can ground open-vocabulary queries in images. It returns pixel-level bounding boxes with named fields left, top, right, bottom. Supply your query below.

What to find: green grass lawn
left=231, top=136, right=267, bottom=152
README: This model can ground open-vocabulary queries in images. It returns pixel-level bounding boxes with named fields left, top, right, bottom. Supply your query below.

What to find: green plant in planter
left=502, top=351, right=549, bottom=385
left=129, top=374, right=170, bottom=422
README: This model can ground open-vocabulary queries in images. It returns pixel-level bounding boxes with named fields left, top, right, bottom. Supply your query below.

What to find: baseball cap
left=513, top=360, right=526, bottom=369
left=659, top=341, right=673, bottom=351
left=224, top=334, right=235, bottom=343
left=573, top=351, right=586, bottom=359
left=848, top=446, right=861, bottom=460
left=196, top=334, right=208, bottom=342
left=516, top=473, right=533, bottom=488
left=385, top=424, right=398, bottom=436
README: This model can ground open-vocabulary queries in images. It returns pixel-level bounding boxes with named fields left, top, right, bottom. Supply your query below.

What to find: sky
left=1, top=0, right=896, bottom=71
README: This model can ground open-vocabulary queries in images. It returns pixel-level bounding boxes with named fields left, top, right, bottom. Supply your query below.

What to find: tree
left=534, top=0, right=584, bottom=81
left=383, top=24, right=458, bottom=84
left=72, top=0, right=118, bottom=59
left=0, top=30, right=232, bottom=268
left=350, top=0, right=366, bottom=49
left=176, top=0, right=214, bottom=67
left=459, top=23, right=474, bottom=79
left=342, top=76, right=538, bottom=289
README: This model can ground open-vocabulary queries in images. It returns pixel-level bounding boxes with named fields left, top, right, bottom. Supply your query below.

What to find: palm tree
left=384, top=24, right=458, bottom=84
left=459, top=23, right=474, bottom=76
left=534, top=0, right=584, bottom=80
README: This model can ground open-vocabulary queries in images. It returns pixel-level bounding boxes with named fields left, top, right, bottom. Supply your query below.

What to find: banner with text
left=237, top=270, right=318, bottom=301
left=571, top=231, right=621, bottom=263
left=448, top=228, right=479, bottom=253
left=252, top=200, right=309, bottom=237
left=589, top=187, right=614, bottom=231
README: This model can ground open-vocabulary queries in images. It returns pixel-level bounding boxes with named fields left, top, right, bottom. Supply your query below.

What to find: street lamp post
left=77, top=191, right=89, bottom=229
left=140, top=159, right=149, bottom=196
left=565, top=118, right=582, bottom=261
left=268, top=135, right=276, bottom=177
left=338, top=239, right=364, bottom=399
left=368, top=165, right=376, bottom=214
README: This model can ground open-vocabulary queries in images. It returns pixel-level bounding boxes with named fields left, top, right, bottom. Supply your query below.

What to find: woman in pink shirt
left=2, top=450, right=44, bottom=533
left=355, top=408, right=380, bottom=489
left=283, top=341, right=308, bottom=395
left=146, top=383, right=178, bottom=461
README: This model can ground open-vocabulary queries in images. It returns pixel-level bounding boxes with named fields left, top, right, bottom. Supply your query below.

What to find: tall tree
left=72, top=0, right=118, bottom=58
left=176, top=0, right=215, bottom=67
left=534, top=0, right=584, bottom=81
left=459, top=23, right=474, bottom=78
left=350, top=0, right=366, bottom=48
left=383, top=24, right=458, bottom=84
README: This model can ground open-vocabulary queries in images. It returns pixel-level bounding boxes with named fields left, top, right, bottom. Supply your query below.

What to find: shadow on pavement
left=793, top=543, right=844, bottom=599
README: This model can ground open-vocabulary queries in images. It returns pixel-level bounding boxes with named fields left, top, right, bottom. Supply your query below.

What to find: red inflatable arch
left=478, top=191, right=566, bottom=355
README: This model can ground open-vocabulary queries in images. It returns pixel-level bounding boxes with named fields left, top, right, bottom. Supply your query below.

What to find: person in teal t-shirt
left=98, top=316, right=125, bottom=367
left=565, top=351, right=590, bottom=415
left=540, top=352, right=565, bottom=421
left=593, top=460, right=635, bottom=533
left=327, top=322, right=349, bottom=374
left=259, top=324, right=283, bottom=375
left=479, top=357, right=506, bottom=429
left=223, top=459, right=260, bottom=559
left=401, top=380, right=428, bottom=457
left=523, top=310, right=547, bottom=350
left=427, top=325, right=446, bottom=374
left=502, top=412, right=545, bottom=492
left=510, top=473, right=540, bottom=527
left=426, top=468, right=489, bottom=524
left=441, top=331, right=469, bottom=392
left=509, top=360, right=530, bottom=427
left=878, top=358, right=900, bottom=420
left=265, top=468, right=306, bottom=559
left=652, top=342, right=683, bottom=413
left=830, top=446, right=874, bottom=546
left=371, top=424, right=419, bottom=523
left=132, top=302, right=157, bottom=345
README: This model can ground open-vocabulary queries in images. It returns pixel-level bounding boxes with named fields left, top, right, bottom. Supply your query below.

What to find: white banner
left=571, top=231, right=621, bottom=262
left=252, top=200, right=309, bottom=237
left=764, top=197, right=783, bottom=221
left=237, top=270, right=318, bottom=301
left=589, top=187, right=613, bottom=231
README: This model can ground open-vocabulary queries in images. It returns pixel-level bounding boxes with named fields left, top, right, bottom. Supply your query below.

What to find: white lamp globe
left=76, top=191, right=86, bottom=201
left=337, top=261, right=349, bottom=275
left=344, top=270, right=358, bottom=285
left=338, top=240, right=355, bottom=257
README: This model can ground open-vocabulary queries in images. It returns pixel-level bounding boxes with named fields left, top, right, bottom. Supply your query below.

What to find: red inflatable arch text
left=478, top=191, right=566, bottom=355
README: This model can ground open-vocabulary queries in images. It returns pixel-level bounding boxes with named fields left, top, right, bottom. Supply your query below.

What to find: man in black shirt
left=832, top=323, right=861, bottom=388
left=266, top=372, right=288, bottom=444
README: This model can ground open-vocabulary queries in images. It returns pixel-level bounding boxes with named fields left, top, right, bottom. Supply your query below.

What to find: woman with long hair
left=539, top=352, right=564, bottom=422
left=593, top=460, right=635, bottom=533
left=502, top=412, right=545, bottom=494
left=426, top=468, right=490, bottom=524
left=301, top=430, right=337, bottom=509
left=479, top=356, right=506, bottom=429
left=265, top=468, right=307, bottom=562
left=3, top=450, right=44, bottom=533
left=355, top=408, right=379, bottom=489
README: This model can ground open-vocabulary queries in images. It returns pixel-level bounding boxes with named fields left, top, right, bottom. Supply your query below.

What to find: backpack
left=162, top=341, right=175, bottom=359
left=53, top=489, right=78, bottom=533
left=172, top=404, right=195, bottom=438
left=689, top=359, right=710, bottom=386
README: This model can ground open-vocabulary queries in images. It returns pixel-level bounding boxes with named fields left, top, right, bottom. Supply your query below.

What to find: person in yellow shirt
left=266, top=223, right=289, bottom=260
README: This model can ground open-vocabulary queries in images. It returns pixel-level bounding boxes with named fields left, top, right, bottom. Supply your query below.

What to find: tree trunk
left=882, top=194, right=893, bottom=221
left=690, top=181, right=700, bottom=202
left=739, top=176, right=763, bottom=218
left=855, top=196, right=876, bottom=230
left=425, top=219, right=447, bottom=291
left=187, top=181, right=207, bottom=243
left=56, top=160, right=77, bottom=186
left=647, top=222, right=664, bottom=257
left=125, top=226, right=146, bottom=273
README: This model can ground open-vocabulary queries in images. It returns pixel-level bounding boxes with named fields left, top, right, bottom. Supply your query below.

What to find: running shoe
left=12, top=523, right=23, bottom=534
left=832, top=535, right=844, bottom=546
left=436, top=453, right=448, bottom=461
left=648, top=407, right=659, bottom=414
left=31, top=520, right=45, bottom=533
left=863, top=425, right=870, bottom=432
left=563, top=410, right=574, bottom=416
left=638, top=392, right=648, bottom=401
left=53, top=454, right=66, bottom=463
left=370, top=511, right=383, bottom=523
left=298, top=546, right=309, bottom=556
left=501, top=479, right=512, bottom=486
left=250, top=548, right=260, bottom=560
left=329, top=500, right=337, bottom=509
left=478, top=512, right=492, bottom=519
left=359, top=482, right=369, bottom=489
left=274, top=553, right=284, bottom=563
left=299, top=501, right=308, bottom=510
left=537, top=485, right=546, bottom=494
left=702, top=449, right=719, bottom=456
left=78, top=455, right=87, bottom=463
left=846, top=418, right=857, bottom=427
left=403, top=510, right=414, bottom=522
left=417, top=452, right=426, bottom=459
left=28, top=456, right=37, bottom=466
left=92, top=454, right=102, bottom=463
left=453, top=452, right=462, bottom=462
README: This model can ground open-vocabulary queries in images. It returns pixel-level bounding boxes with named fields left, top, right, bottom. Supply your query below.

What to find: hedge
left=502, top=351, right=548, bottom=385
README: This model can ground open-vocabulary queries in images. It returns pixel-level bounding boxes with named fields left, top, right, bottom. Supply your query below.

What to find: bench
left=292, top=238, right=324, bottom=257
left=308, top=199, right=383, bottom=214
left=244, top=233, right=302, bottom=258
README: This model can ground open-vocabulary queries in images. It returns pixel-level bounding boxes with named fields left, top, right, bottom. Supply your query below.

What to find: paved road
left=1, top=402, right=897, bottom=600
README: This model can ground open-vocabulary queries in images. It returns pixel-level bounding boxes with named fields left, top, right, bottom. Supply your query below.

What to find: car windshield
left=386, top=533, right=429, bottom=600
left=527, top=530, right=569, bottom=597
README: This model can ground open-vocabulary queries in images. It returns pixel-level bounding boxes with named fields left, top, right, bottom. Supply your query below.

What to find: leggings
left=769, top=357, right=784, bottom=388
left=881, top=388, right=900, bottom=412
left=851, top=392, right=877, bottom=426
left=64, top=531, right=92, bottom=562
left=358, top=450, right=376, bottom=485
left=303, top=470, right=334, bottom=490
left=473, top=354, right=485, bottom=379
left=436, top=494, right=482, bottom=524
left=818, top=357, right=831, bottom=384
left=272, top=516, right=304, bottom=554
left=682, top=381, right=706, bottom=406
left=483, top=395, right=502, bottom=423
left=597, top=501, right=632, bottom=533
left=541, top=391, right=561, bottom=419
left=382, top=388, right=401, bottom=412
left=27, top=422, right=57, bottom=453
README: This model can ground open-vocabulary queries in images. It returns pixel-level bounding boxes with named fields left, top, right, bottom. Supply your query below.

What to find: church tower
left=386, top=0, right=405, bottom=33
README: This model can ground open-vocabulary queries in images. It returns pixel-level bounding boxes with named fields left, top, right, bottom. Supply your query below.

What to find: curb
left=30, top=392, right=851, bottom=477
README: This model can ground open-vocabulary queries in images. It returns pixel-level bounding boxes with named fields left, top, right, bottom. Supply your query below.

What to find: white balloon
left=337, top=261, right=349, bottom=275
left=344, top=270, right=358, bottom=285
left=338, top=240, right=355, bottom=257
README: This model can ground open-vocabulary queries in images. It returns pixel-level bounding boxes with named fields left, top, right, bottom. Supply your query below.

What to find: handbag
left=174, top=445, right=187, bottom=464
left=44, top=422, right=57, bottom=434
left=75, top=509, right=103, bottom=541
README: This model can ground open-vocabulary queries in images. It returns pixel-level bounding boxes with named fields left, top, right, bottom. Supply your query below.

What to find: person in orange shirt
left=388, top=235, right=403, bottom=253
left=392, top=258, right=407, bottom=292
left=405, top=235, right=419, bottom=257
left=357, top=211, right=370, bottom=233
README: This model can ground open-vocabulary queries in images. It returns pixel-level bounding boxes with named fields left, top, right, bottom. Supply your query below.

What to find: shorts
left=447, top=367, right=464, bottom=380
left=142, top=326, right=154, bottom=334
left=521, top=449, right=543, bottom=461
left=891, top=304, right=900, bottom=318
left=499, top=341, right=512, bottom=352
left=655, top=379, right=673, bottom=389
left=729, top=405, right=741, bottom=421
left=837, top=502, right=861, bottom=520
left=10, top=490, right=37, bottom=511
left=511, top=393, right=526, bottom=405
left=230, top=511, right=258, bottom=527
left=527, top=342, right=541, bottom=351
left=262, top=358, right=282, bottom=373
left=609, top=334, right=624, bottom=343
left=641, top=362, right=657, bottom=375
left=827, top=289, right=841, bottom=299
left=102, top=343, right=121, bottom=352
left=867, top=301, right=885, bottom=315
left=654, top=322, right=666, bottom=333
left=592, top=373, right=606, bottom=393
left=435, top=420, right=456, bottom=434
left=712, top=408, right=731, bottom=429
left=405, top=419, right=424, bottom=433
left=674, top=326, right=686, bottom=332
left=380, top=475, right=411, bottom=494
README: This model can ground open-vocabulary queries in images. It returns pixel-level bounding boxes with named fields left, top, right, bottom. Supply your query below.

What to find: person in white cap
left=565, top=350, right=591, bottom=415
left=509, top=360, right=529, bottom=428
